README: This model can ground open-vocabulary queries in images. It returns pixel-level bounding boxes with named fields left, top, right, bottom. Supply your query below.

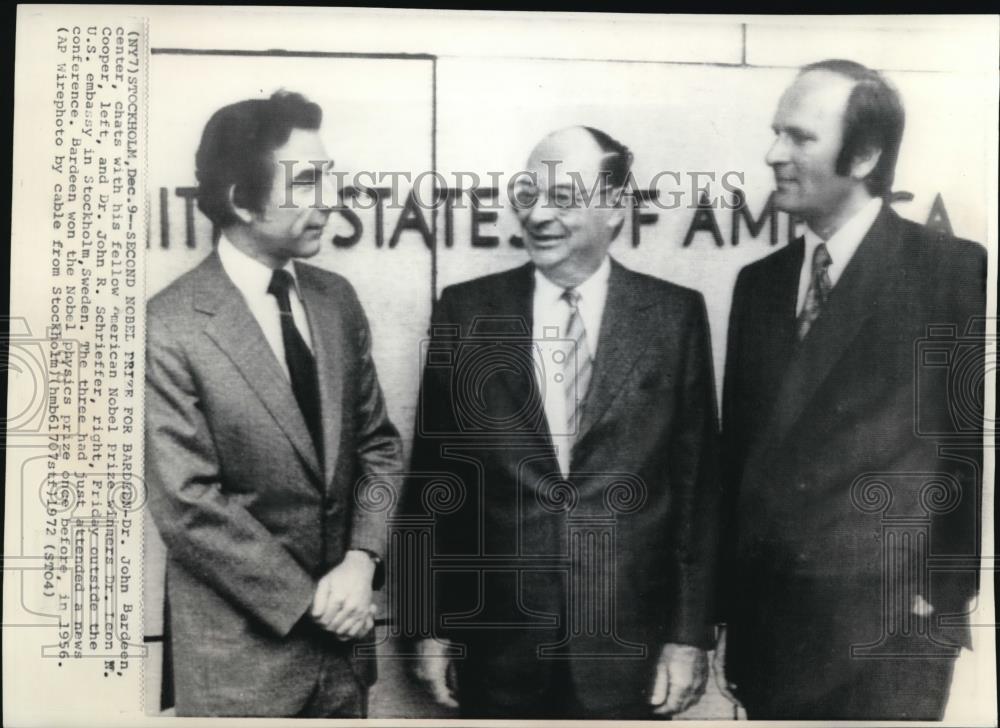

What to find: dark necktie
left=267, top=269, right=323, bottom=460
left=796, top=242, right=832, bottom=341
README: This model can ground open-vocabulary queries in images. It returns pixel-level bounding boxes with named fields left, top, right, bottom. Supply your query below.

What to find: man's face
left=513, top=128, right=623, bottom=287
left=248, top=128, right=335, bottom=267
left=766, top=70, right=858, bottom=227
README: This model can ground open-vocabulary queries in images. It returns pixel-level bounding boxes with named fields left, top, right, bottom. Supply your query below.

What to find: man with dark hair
left=145, top=91, right=402, bottom=717
left=194, top=91, right=324, bottom=233
left=798, top=58, right=905, bottom=197
left=581, top=124, right=634, bottom=189
left=407, top=126, right=721, bottom=718
left=720, top=60, right=985, bottom=719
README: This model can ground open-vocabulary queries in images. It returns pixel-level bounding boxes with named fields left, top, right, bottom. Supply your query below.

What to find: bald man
left=406, top=126, right=722, bottom=719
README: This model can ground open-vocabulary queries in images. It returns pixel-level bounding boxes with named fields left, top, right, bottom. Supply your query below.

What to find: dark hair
left=582, top=126, right=634, bottom=189
left=195, top=91, right=322, bottom=229
left=799, top=59, right=905, bottom=197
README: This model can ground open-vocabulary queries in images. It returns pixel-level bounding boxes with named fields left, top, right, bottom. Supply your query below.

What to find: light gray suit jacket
left=145, top=252, right=401, bottom=716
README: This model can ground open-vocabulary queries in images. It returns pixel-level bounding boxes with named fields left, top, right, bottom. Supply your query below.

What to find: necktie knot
left=268, top=269, right=296, bottom=313
left=562, top=288, right=581, bottom=310
left=812, top=242, right=832, bottom=274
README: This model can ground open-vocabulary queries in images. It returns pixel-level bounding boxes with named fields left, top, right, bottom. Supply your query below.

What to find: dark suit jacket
left=721, top=206, right=986, bottom=706
left=145, top=253, right=402, bottom=716
left=406, top=259, right=721, bottom=713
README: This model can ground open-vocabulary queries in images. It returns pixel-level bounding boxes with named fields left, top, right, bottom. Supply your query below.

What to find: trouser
left=458, top=658, right=668, bottom=720
left=296, top=648, right=369, bottom=718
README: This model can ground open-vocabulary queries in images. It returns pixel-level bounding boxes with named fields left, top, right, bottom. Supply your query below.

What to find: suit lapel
left=194, top=253, right=323, bottom=481
left=764, top=207, right=901, bottom=448
left=762, top=238, right=804, bottom=351
left=575, top=260, right=656, bottom=444
left=485, top=263, right=544, bottom=426
left=296, top=263, right=344, bottom=488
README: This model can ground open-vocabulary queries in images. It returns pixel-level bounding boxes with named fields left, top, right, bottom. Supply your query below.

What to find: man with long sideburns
left=720, top=60, right=986, bottom=720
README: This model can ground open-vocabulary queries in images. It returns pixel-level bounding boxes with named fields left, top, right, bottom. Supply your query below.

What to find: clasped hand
left=309, top=550, right=377, bottom=640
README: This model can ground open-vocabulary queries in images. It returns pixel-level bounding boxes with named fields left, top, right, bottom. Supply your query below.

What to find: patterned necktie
left=267, top=269, right=323, bottom=459
left=796, top=242, right=832, bottom=341
left=561, top=288, right=593, bottom=438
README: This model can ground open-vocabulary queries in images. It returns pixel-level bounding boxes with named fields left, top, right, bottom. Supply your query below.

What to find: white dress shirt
left=217, top=235, right=313, bottom=381
left=532, top=256, right=611, bottom=476
left=797, top=196, right=882, bottom=316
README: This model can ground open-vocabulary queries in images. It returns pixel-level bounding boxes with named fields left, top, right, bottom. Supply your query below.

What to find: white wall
left=140, top=10, right=997, bottom=720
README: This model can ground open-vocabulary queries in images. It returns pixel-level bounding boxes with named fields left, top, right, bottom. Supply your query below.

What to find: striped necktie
left=797, top=242, right=832, bottom=341
left=561, top=288, right=593, bottom=439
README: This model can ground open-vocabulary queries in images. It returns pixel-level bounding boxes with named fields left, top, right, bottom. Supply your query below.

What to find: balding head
left=766, top=64, right=895, bottom=235
left=512, top=126, right=631, bottom=288
left=527, top=126, right=633, bottom=192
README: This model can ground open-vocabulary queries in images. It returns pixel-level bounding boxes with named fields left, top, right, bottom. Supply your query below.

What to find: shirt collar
left=533, top=255, right=612, bottom=303
left=803, top=197, right=882, bottom=283
left=217, top=233, right=303, bottom=301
